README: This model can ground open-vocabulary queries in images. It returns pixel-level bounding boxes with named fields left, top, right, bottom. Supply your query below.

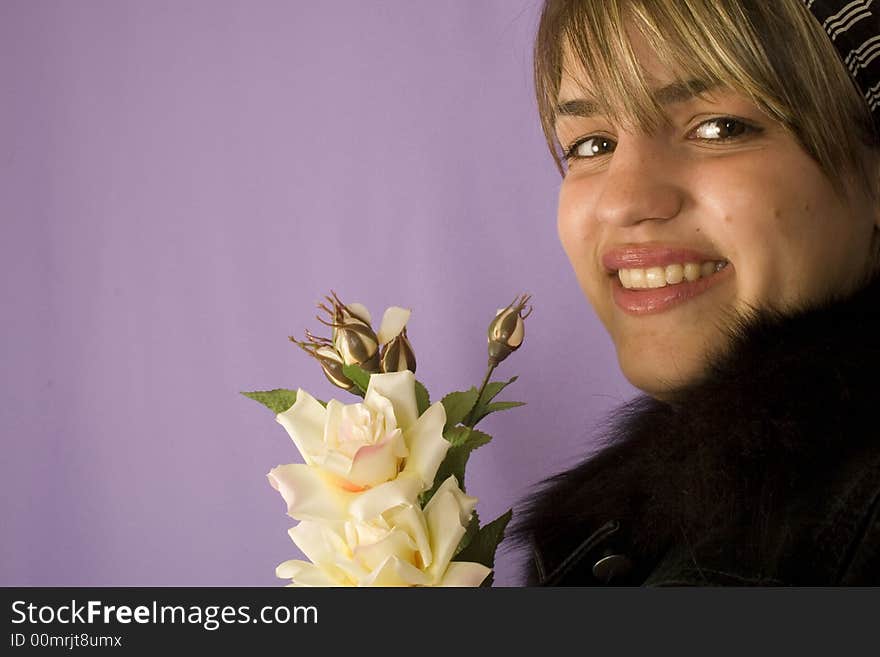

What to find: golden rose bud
left=333, top=321, right=381, bottom=372
left=315, top=346, right=356, bottom=390
left=317, top=291, right=381, bottom=373
left=380, top=327, right=417, bottom=374
left=288, top=334, right=355, bottom=391
left=295, top=293, right=413, bottom=384
left=487, top=293, right=532, bottom=366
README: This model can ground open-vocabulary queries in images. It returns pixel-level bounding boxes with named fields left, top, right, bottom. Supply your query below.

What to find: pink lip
left=610, top=262, right=734, bottom=315
left=601, top=244, right=727, bottom=274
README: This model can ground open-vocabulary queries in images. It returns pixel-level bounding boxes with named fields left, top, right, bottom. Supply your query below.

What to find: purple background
left=1, top=0, right=636, bottom=587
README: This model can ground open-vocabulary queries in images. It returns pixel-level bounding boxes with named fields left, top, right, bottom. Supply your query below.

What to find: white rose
left=267, top=370, right=450, bottom=523
left=276, top=476, right=491, bottom=587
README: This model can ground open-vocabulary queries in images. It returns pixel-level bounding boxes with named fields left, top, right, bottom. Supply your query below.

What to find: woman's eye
left=564, top=136, right=617, bottom=161
left=691, top=117, right=753, bottom=141
left=562, top=117, right=757, bottom=165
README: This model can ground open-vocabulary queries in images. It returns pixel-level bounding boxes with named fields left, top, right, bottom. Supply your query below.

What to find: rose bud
left=380, top=327, right=417, bottom=374
left=333, top=320, right=381, bottom=372
left=288, top=333, right=356, bottom=391
left=487, top=293, right=532, bottom=366
left=317, top=291, right=381, bottom=373
left=314, top=345, right=356, bottom=390
left=373, top=305, right=415, bottom=374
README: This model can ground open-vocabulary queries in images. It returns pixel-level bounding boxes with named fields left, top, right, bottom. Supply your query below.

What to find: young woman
left=514, top=0, right=880, bottom=585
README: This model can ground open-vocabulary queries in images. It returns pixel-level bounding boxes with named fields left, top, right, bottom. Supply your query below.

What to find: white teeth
left=665, top=263, right=684, bottom=284
left=645, top=267, right=666, bottom=289
left=617, top=261, right=728, bottom=289
left=629, top=268, right=645, bottom=288
left=684, top=263, right=701, bottom=282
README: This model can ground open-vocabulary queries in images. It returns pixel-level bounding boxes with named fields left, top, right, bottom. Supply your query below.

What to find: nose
left=591, top=133, right=684, bottom=227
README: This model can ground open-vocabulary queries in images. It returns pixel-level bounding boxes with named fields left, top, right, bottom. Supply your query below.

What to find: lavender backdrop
left=1, top=0, right=637, bottom=587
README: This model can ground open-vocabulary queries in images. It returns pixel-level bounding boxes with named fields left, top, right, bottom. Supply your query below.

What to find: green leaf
left=441, top=388, right=479, bottom=430
left=414, top=379, right=431, bottom=416
left=486, top=400, right=526, bottom=412
left=240, top=389, right=297, bottom=414
left=341, top=364, right=370, bottom=397
left=420, top=428, right=492, bottom=504
left=443, top=425, right=476, bottom=447
left=469, top=376, right=519, bottom=426
left=453, top=509, right=513, bottom=570
left=454, top=510, right=480, bottom=557
left=476, top=400, right=526, bottom=422
left=479, top=376, right=518, bottom=405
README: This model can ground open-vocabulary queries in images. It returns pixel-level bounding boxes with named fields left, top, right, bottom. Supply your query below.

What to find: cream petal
left=288, top=521, right=349, bottom=567
left=361, top=555, right=431, bottom=587
left=276, top=389, right=327, bottom=464
left=365, top=371, right=418, bottom=430
left=424, top=487, right=468, bottom=580
left=376, top=306, right=411, bottom=345
left=389, top=429, right=408, bottom=459
left=347, top=438, right=402, bottom=488
left=438, top=562, right=492, bottom=587
left=345, top=518, right=389, bottom=547
left=332, top=555, right=370, bottom=584
left=276, top=559, right=307, bottom=579
left=362, top=389, right=399, bottom=434
left=275, top=559, right=343, bottom=586
left=385, top=504, right=433, bottom=569
left=352, top=527, right=417, bottom=572
left=267, top=463, right=354, bottom=522
left=348, top=472, right=422, bottom=520
left=347, top=302, right=372, bottom=326
left=315, top=450, right=355, bottom=481
left=424, top=475, right=478, bottom=526
left=401, top=402, right=449, bottom=488
left=322, top=399, right=345, bottom=451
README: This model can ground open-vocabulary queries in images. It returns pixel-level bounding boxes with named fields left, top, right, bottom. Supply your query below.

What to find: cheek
left=690, top=169, right=779, bottom=289
left=557, top=179, right=599, bottom=259
left=710, top=167, right=860, bottom=312
left=556, top=181, right=608, bottom=307
left=556, top=187, right=579, bottom=270
left=720, top=207, right=801, bottom=312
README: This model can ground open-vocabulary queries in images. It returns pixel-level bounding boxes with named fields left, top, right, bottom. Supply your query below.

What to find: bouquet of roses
left=243, top=291, right=531, bottom=587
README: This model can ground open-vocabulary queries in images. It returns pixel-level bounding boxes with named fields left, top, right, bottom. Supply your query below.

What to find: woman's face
left=555, top=30, right=880, bottom=399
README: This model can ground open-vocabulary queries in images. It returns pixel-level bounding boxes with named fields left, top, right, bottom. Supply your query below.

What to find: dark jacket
left=512, top=272, right=880, bottom=586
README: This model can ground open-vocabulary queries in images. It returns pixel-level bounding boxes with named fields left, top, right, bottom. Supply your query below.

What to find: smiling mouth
left=614, top=260, right=729, bottom=290
left=610, top=260, right=733, bottom=315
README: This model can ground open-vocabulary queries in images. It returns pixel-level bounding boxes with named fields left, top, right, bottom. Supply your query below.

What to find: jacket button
left=592, top=553, right=633, bottom=583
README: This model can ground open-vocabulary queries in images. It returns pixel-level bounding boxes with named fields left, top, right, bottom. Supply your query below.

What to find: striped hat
left=803, top=0, right=880, bottom=120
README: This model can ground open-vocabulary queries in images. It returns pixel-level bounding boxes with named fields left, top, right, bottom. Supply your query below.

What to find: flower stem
left=465, top=362, right=497, bottom=428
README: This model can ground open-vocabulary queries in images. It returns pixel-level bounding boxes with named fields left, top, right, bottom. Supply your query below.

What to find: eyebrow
left=554, top=79, right=717, bottom=119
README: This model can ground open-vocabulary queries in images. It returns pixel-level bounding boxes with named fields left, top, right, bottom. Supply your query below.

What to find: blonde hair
left=534, top=0, right=879, bottom=194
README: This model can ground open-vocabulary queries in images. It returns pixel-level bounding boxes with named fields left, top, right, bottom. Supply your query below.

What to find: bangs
left=554, top=3, right=760, bottom=131
left=535, top=0, right=877, bottom=186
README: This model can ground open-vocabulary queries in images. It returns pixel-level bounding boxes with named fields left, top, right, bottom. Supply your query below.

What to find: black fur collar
left=511, top=268, right=880, bottom=583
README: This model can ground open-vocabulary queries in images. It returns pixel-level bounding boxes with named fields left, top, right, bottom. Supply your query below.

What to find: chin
left=617, top=344, right=711, bottom=400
